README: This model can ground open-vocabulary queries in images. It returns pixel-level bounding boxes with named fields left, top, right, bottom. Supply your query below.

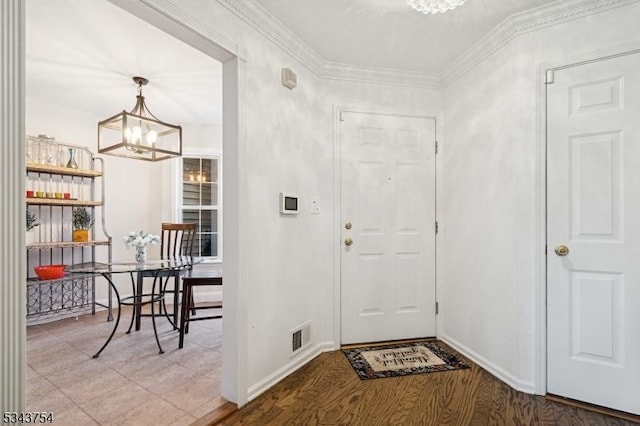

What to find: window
left=180, top=155, right=220, bottom=259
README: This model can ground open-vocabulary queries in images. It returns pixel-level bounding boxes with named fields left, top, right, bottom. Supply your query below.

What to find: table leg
left=126, top=273, right=137, bottom=334
left=173, top=271, right=179, bottom=328
left=150, top=270, right=164, bottom=354
left=179, top=279, right=190, bottom=349
left=93, top=273, right=122, bottom=358
left=106, top=273, right=114, bottom=321
left=135, top=271, right=143, bottom=331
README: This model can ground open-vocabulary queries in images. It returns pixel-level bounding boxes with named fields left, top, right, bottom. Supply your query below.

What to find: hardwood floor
left=218, top=343, right=639, bottom=425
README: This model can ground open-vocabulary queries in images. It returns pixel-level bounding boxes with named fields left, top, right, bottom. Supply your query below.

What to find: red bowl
left=34, top=264, right=66, bottom=280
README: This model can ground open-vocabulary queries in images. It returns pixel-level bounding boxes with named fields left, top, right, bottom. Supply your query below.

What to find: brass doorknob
left=345, top=221, right=352, bottom=230
left=554, top=245, right=569, bottom=256
left=345, top=237, right=354, bottom=246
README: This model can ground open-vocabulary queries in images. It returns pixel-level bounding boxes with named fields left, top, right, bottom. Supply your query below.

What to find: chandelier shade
left=98, top=77, right=182, bottom=162
left=407, top=0, right=468, bottom=14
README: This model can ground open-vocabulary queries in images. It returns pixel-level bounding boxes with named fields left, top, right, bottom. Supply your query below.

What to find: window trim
left=173, top=149, right=222, bottom=262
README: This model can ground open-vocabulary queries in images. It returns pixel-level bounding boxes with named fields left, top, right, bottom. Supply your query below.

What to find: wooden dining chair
left=160, top=223, right=197, bottom=260
left=179, top=267, right=223, bottom=349
left=139, top=223, right=196, bottom=329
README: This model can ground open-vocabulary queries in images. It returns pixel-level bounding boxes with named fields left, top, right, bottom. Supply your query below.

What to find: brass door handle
left=554, top=245, right=569, bottom=256
left=345, top=237, right=353, bottom=246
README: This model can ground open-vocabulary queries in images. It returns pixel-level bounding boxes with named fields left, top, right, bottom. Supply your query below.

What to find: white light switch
left=310, top=196, right=320, bottom=214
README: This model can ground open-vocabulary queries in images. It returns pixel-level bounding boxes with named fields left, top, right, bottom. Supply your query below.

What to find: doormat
left=342, top=340, right=470, bottom=380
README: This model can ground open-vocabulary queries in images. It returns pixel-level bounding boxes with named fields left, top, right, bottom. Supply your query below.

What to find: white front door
left=547, top=53, right=640, bottom=415
left=340, top=111, right=436, bottom=344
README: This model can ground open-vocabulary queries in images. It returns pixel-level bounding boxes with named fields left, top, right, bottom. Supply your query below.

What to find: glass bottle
left=66, top=148, right=78, bottom=169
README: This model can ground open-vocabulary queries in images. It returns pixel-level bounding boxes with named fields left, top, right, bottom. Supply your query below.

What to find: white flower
left=123, top=230, right=160, bottom=250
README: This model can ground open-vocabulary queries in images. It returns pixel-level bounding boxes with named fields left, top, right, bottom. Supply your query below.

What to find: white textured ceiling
left=253, top=0, right=557, bottom=73
left=26, top=0, right=223, bottom=126
left=26, top=0, right=560, bottom=126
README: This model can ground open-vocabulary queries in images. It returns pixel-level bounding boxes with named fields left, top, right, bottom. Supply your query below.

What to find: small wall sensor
left=281, top=67, right=297, bottom=89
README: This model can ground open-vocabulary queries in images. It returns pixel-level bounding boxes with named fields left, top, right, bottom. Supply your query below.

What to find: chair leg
left=173, top=273, right=179, bottom=329
left=160, top=275, right=177, bottom=330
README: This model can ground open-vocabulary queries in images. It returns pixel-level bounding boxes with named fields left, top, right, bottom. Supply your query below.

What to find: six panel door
left=547, top=53, right=640, bottom=415
left=340, top=111, right=436, bottom=344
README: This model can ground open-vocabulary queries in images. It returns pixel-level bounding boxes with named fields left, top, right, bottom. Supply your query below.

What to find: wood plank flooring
left=217, top=343, right=639, bottom=425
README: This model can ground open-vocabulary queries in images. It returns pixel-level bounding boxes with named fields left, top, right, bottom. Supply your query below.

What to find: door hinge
left=435, top=302, right=439, bottom=315
left=339, top=111, right=345, bottom=122
left=435, top=221, right=439, bottom=234
left=435, top=140, right=439, bottom=154
left=545, top=70, right=555, bottom=84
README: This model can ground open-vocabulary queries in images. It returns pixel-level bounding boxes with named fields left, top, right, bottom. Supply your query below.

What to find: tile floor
left=26, top=306, right=225, bottom=425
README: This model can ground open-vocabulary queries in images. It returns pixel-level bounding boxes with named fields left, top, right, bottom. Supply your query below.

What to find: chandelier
left=98, top=76, right=182, bottom=162
left=407, top=0, right=468, bottom=14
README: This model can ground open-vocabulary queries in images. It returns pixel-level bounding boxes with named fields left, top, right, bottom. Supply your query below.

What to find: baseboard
left=190, top=401, right=238, bottom=426
left=545, top=394, right=640, bottom=423
left=247, top=341, right=336, bottom=401
left=440, top=333, right=535, bottom=394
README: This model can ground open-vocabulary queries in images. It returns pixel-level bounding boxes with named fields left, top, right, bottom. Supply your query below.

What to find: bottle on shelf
left=66, top=148, right=78, bottom=169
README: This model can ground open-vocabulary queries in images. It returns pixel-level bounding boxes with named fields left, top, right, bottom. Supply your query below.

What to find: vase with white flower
left=124, top=230, right=160, bottom=264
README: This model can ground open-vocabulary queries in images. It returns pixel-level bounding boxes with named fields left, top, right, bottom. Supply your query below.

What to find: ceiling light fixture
left=407, top=0, right=467, bottom=14
left=98, top=76, right=182, bottom=161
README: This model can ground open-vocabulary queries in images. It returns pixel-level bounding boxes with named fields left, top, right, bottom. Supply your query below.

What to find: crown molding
left=218, top=0, right=441, bottom=89
left=441, top=0, right=640, bottom=87
left=322, top=62, right=441, bottom=90
left=150, top=0, right=640, bottom=90
left=216, top=0, right=325, bottom=76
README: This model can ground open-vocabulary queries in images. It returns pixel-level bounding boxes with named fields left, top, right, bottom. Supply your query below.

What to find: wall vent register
left=290, top=321, right=311, bottom=356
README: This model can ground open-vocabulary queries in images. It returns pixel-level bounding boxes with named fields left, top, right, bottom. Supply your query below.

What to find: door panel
left=547, top=53, right=640, bottom=415
left=340, top=112, right=436, bottom=344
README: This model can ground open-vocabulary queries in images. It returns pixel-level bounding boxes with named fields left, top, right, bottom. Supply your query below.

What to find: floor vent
left=290, top=321, right=311, bottom=357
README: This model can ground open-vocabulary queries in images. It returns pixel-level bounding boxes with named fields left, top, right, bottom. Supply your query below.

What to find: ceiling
left=26, top=0, right=223, bottom=127
left=26, top=0, right=560, bottom=127
left=253, top=0, right=558, bottom=74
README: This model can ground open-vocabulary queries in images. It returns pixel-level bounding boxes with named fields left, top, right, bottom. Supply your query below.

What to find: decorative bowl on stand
left=34, top=264, right=66, bottom=280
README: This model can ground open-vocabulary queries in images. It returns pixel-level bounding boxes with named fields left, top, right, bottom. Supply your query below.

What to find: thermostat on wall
left=280, top=192, right=299, bottom=214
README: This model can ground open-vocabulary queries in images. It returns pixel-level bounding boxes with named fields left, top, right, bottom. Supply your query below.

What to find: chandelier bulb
left=146, top=130, right=158, bottom=144
left=407, top=0, right=468, bottom=14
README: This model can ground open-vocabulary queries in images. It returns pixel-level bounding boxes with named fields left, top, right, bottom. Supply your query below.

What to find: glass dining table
left=66, top=256, right=198, bottom=358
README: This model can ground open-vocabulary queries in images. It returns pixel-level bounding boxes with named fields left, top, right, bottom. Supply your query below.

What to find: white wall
left=24, top=0, right=442, bottom=403
left=33, top=0, right=640, bottom=406
left=144, top=0, right=445, bottom=399
left=441, top=2, right=640, bottom=392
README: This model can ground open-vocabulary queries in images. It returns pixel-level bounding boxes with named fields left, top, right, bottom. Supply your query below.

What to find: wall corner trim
left=1, top=0, right=26, bottom=412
